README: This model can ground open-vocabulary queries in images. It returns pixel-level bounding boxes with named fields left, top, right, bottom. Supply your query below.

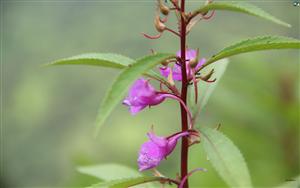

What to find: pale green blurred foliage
left=2, top=1, right=299, bottom=187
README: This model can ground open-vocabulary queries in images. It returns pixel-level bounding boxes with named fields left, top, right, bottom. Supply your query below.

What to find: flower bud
left=158, top=0, right=170, bottom=16
left=167, top=69, right=175, bottom=86
left=154, top=15, right=166, bottom=33
left=200, top=69, right=215, bottom=81
left=189, top=48, right=200, bottom=68
left=189, top=58, right=198, bottom=68
left=188, top=130, right=200, bottom=146
left=160, top=49, right=206, bottom=81
left=161, top=60, right=170, bottom=66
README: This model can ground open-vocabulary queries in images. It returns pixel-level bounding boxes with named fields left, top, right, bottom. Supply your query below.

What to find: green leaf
left=47, top=53, right=134, bottom=69
left=78, top=164, right=159, bottom=188
left=200, top=126, right=252, bottom=187
left=277, top=175, right=300, bottom=188
left=89, top=177, right=163, bottom=188
left=203, top=36, right=300, bottom=68
left=77, top=163, right=141, bottom=181
left=48, top=53, right=171, bottom=86
left=188, top=59, right=228, bottom=122
left=146, top=70, right=167, bottom=82
left=195, top=1, right=290, bottom=27
left=95, top=53, right=175, bottom=135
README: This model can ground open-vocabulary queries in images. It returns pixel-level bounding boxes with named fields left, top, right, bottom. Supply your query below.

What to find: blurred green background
left=2, top=0, right=299, bottom=187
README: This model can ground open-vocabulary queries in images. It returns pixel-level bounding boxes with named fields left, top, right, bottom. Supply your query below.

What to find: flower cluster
left=123, top=49, right=205, bottom=172
left=160, top=49, right=206, bottom=81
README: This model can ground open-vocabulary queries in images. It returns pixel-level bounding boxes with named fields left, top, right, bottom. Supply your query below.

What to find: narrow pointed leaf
left=195, top=1, right=290, bottom=27
left=47, top=53, right=135, bottom=69
left=146, top=70, right=167, bottom=82
left=77, top=164, right=141, bottom=181
left=95, top=53, right=174, bottom=135
left=79, top=164, right=158, bottom=188
left=88, top=177, right=165, bottom=188
left=200, top=126, right=252, bottom=187
left=48, top=53, right=170, bottom=87
left=188, top=59, right=228, bottom=122
left=202, top=36, right=300, bottom=68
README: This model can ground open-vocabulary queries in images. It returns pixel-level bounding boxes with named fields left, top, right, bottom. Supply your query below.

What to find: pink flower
left=138, top=131, right=189, bottom=171
left=160, top=49, right=206, bottom=81
left=123, top=78, right=165, bottom=115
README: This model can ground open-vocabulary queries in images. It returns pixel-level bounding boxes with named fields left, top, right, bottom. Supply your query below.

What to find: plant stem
left=161, top=94, right=193, bottom=128
left=179, top=0, right=189, bottom=188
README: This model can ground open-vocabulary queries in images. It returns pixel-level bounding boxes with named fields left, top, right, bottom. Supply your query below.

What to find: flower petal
left=123, top=78, right=165, bottom=115
left=159, top=67, right=171, bottom=78
left=166, top=132, right=189, bottom=155
left=129, top=105, right=146, bottom=115
left=195, top=58, right=206, bottom=71
left=147, top=132, right=167, bottom=147
left=138, top=141, right=164, bottom=171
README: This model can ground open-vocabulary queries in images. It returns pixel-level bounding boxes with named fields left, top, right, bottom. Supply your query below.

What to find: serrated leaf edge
left=196, top=1, right=291, bottom=27
left=201, top=127, right=252, bottom=187
left=206, top=35, right=300, bottom=65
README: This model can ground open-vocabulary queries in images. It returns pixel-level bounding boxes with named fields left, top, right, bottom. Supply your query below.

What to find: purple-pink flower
left=123, top=78, right=165, bottom=115
left=160, top=49, right=206, bottom=81
left=138, top=130, right=189, bottom=171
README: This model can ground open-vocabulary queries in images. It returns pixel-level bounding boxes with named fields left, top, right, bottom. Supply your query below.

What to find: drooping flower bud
left=138, top=130, right=189, bottom=171
left=199, top=69, right=215, bottom=82
left=158, top=0, right=170, bottom=16
left=189, top=48, right=200, bottom=68
left=123, top=78, right=165, bottom=115
left=161, top=59, right=170, bottom=66
left=203, top=69, right=214, bottom=80
left=154, top=15, right=166, bottom=33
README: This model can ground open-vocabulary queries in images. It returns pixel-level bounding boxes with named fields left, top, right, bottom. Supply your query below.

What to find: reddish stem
left=167, top=129, right=199, bottom=140
left=170, top=0, right=180, bottom=11
left=179, top=168, right=207, bottom=188
left=165, top=27, right=181, bottom=37
left=179, top=0, right=189, bottom=188
left=192, top=70, right=198, bottom=104
left=161, top=93, right=194, bottom=129
left=142, top=32, right=162, bottom=39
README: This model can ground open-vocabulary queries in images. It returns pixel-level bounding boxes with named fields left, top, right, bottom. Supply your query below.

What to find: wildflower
left=138, top=130, right=189, bottom=171
left=123, top=79, right=194, bottom=127
left=123, top=78, right=165, bottom=115
left=160, top=49, right=206, bottom=81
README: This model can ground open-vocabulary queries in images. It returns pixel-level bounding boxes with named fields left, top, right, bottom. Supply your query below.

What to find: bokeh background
left=2, top=0, right=299, bottom=187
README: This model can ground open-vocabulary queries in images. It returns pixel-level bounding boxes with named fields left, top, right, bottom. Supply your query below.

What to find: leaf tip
left=40, top=62, right=53, bottom=68
left=280, top=21, right=292, bottom=28
left=93, top=123, right=101, bottom=138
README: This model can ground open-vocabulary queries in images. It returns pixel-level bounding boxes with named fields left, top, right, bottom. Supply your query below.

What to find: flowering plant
left=49, top=0, right=300, bottom=187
